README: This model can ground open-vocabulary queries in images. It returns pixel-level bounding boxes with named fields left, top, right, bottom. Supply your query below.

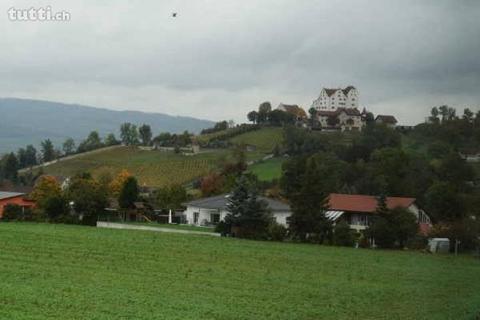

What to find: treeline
left=247, top=102, right=298, bottom=126
left=200, top=120, right=230, bottom=135
left=1, top=169, right=189, bottom=226
left=198, top=124, right=260, bottom=148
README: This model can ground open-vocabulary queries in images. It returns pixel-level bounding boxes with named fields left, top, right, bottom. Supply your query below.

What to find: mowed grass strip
left=1, top=223, right=479, bottom=320
left=40, top=146, right=228, bottom=187
left=247, top=157, right=285, bottom=181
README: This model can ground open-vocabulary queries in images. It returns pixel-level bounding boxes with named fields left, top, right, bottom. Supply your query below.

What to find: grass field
left=39, top=146, right=228, bottom=187
left=230, top=127, right=283, bottom=153
left=1, top=223, right=479, bottom=320
left=247, top=157, right=285, bottom=181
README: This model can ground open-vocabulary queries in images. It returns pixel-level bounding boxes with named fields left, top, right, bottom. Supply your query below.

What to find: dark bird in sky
left=172, top=13, right=177, bottom=17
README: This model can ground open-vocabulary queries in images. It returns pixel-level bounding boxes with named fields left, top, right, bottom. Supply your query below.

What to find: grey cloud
left=1, top=0, right=479, bottom=125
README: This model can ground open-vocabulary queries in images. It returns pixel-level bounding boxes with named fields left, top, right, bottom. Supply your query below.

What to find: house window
left=210, top=213, right=220, bottom=224
left=193, top=212, right=199, bottom=224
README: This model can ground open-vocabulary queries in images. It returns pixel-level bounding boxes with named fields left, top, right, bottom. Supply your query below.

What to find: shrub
left=2, top=204, right=23, bottom=221
left=214, top=221, right=229, bottom=236
left=366, top=217, right=396, bottom=248
left=406, top=235, right=428, bottom=250
left=268, top=222, right=287, bottom=242
left=429, top=219, right=480, bottom=252
left=43, top=195, right=70, bottom=222
left=366, top=207, right=418, bottom=249
left=333, top=221, right=356, bottom=247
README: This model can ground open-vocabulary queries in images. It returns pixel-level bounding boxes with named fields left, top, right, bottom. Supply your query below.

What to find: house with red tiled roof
left=325, top=193, right=431, bottom=234
left=0, top=191, right=36, bottom=218
left=316, top=107, right=365, bottom=131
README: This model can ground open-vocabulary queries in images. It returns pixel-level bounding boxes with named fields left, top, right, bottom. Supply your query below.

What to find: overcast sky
left=1, top=0, right=479, bottom=124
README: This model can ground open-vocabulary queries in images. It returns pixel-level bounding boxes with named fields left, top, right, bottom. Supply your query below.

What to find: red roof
left=328, top=193, right=415, bottom=213
left=317, top=107, right=361, bottom=117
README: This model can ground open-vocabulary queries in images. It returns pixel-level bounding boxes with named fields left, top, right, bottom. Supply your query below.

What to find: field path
left=97, top=221, right=220, bottom=237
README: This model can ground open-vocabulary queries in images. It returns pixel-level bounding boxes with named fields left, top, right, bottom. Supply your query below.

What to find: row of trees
left=1, top=165, right=193, bottom=226
left=247, top=102, right=297, bottom=126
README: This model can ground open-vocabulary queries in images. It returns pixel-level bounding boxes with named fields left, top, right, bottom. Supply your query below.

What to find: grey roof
left=184, top=194, right=291, bottom=212
left=0, top=191, right=25, bottom=200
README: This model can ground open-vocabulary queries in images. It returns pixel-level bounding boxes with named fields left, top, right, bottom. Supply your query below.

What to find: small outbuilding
left=428, top=238, right=450, bottom=254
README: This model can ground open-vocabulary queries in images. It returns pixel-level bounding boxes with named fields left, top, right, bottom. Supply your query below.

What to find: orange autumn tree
left=109, top=169, right=132, bottom=197
left=31, top=175, right=62, bottom=209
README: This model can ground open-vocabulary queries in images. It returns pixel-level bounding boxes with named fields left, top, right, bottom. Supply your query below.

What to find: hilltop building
left=312, top=86, right=359, bottom=111
left=375, top=115, right=398, bottom=128
left=276, top=103, right=307, bottom=121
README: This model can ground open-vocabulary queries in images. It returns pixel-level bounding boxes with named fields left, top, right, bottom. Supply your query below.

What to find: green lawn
left=39, top=146, right=228, bottom=187
left=1, top=223, right=479, bottom=319
left=247, top=157, right=285, bottom=181
left=230, top=127, right=284, bottom=155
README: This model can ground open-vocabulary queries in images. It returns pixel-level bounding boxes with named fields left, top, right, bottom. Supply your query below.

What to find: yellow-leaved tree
left=31, top=175, right=62, bottom=209
left=109, top=169, right=132, bottom=197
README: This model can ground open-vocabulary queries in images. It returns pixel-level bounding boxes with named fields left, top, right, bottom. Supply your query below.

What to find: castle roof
left=323, top=86, right=356, bottom=97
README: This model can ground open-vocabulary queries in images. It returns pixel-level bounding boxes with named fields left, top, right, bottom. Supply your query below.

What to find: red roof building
left=0, top=192, right=36, bottom=218
left=326, top=193, right=431, bottom=234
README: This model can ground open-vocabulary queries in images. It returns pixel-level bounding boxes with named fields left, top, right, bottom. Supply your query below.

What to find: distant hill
left=0, top=98, right=214, bottom=153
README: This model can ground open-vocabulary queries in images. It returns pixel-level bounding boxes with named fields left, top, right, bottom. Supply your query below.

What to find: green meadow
left=1, top=223, right=479, bottom=320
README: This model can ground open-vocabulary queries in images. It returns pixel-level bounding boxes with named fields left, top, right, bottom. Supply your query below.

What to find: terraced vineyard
left=33, top=127, right=286, bottom=186
left=39, top=146, right=228, bottom=187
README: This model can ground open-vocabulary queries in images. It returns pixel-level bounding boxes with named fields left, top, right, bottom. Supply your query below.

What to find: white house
left=312, top=86, right=359, bottom=111
left=183, top=194, right=292, bottom=227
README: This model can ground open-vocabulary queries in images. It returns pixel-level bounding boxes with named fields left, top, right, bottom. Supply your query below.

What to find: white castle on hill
left=311, top=86, right=359, bottom=111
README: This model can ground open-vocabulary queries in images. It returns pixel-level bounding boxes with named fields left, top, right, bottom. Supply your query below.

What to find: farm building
left=277, top=103, right=308, bottom=121
left=0, top=192, right=36, bottom=218
left=326, top=193, right=431, bottom=234
left=375, top=115, right=398, bottom=128
left=183, top=194, right=292, bottom=226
